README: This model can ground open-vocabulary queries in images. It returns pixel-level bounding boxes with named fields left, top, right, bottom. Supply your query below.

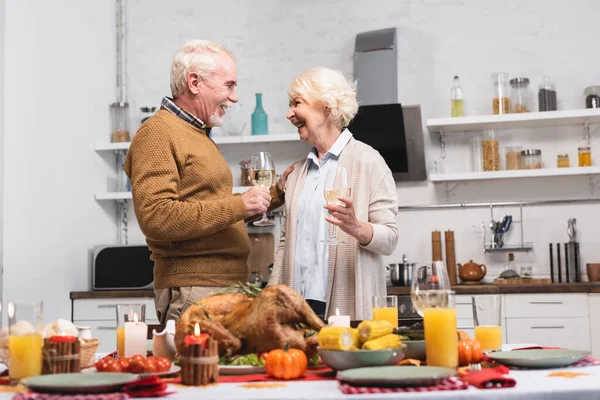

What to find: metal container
left=391, top=255, right=415, bottom=286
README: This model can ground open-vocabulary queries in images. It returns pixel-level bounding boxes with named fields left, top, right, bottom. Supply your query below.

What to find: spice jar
left=578, top=146, right=592, bottom=167
left=492, top=72, right=511, bottom=115
left=557, top=154, right=570, bottom=168
left=521, top=149, right=542, bottom=169
left=538, top=76, right=557, bottom=111
left=585, top=86, right=600, bottom=109
left=505, top=146, right=522, bottom=170
left=482, top=130, right=500, bottom=171
left=510, top=77, right=531, bottom=113
left=140, top=106, right=157, bottom=124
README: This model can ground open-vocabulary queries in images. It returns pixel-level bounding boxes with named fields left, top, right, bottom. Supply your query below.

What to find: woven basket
left=80, top=338, right=100, bottom=369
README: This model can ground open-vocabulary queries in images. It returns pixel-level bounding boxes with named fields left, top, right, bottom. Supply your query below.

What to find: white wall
left=124, top=0, right=600, bottom=282
left=4, top=0, right=600, bottom=323
left=3, top=0, right=116, bottom=321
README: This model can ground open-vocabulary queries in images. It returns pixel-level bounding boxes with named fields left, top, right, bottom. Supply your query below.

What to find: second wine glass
left=250, top=152, right=275, bottom=227
left=322, top=166, right=350, bottom=245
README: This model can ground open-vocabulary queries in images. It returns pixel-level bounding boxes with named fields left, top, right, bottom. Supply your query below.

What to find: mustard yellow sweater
left=124, top=109, right=282, bottom=289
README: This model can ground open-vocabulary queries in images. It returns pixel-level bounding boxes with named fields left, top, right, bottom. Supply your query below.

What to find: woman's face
left=286, top=96, right=328, bottom=143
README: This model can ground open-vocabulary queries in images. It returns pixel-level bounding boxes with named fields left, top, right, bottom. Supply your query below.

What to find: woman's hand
left=324, top=197, right=373, bottom=245
left=276, top=164, right=295, bottom=192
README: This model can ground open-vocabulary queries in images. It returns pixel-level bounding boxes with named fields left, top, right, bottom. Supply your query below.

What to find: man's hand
left=241, top=186, right=271, bottom=217
left=276, top=164, right=295, bottom=192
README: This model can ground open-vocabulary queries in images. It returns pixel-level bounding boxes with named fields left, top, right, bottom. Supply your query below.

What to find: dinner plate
left=338, top=366, right=456, bottom=388
left=488, top=349, right=590, bottom=369
left=82, top=364, right=181, bottom=377
left=218, top=365, right=266, bottom=375
left=21, top=373, right=138, bottom=394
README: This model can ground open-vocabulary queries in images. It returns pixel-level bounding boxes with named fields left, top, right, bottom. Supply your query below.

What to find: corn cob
left=350, top=328, right=360, bottom=350
left=357, top=320, right=394, bottom=342
left=317, top=327, right=355, bottom=350
left=361, top=333, right=402, bottom=350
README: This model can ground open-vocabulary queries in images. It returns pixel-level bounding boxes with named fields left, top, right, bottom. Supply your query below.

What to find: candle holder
left=180, top=336, right=219, bottom=386
left=42, top=337, right=80, bottom=374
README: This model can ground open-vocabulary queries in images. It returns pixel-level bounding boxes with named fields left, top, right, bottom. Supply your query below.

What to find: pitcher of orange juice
left=423, top=291, right=458, bottom=368
left=372, top=296, right=398, bottom=328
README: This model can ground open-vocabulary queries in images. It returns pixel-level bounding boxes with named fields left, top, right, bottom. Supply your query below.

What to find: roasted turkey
left=175, top=284, right=325, bottom=357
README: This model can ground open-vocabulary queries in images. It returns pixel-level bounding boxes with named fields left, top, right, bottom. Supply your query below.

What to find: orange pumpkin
left=457, top=330, right=470, bottom=340
left=457, top=335, right=484, bottom=366
left=265, top=346, right=308, bottom=380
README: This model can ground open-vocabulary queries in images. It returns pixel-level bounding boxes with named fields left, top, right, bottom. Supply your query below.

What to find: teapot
left=457, top=260, right=487, bottom=284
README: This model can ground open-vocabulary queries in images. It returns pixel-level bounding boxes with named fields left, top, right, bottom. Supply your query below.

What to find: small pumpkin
left=457, top=334, right=484, bottom=366
left=265, top=345, right=308, bottom=380
left=457, top=330, right=470, bottom=340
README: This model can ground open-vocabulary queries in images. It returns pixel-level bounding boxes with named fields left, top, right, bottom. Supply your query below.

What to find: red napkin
left=123, top=376, right=174, bottom=398
left=462, top=366, right=516, bottom=389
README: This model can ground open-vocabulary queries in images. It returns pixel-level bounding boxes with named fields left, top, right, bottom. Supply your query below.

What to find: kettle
left=457, top=260, right=487, bottom=284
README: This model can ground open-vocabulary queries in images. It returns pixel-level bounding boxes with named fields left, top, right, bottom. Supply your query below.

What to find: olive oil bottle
left=451, top=75, right=464, bottom=117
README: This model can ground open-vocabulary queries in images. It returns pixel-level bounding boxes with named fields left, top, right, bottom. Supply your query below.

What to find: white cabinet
left=72, top=297, right=158, bottom=353
left=589, top=294, right=600, bottom=358
left=504, top=293, right=591, bottom=351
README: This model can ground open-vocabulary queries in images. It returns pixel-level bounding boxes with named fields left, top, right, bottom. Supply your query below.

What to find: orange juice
left=372, top=307, right=398, bottom=328
left=117, top=326, right=125, bottom=357
left=9, top=334, right=42, bottom=380
left=424, top=308, right=458, bottom=368
left=474, top=325, right=502, bottom=351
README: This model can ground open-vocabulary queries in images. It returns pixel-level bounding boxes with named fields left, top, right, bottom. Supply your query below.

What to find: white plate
left=339, top=366, right=456, bottom=388
left=22, top=373, right=138, bottom=394
left=219, top=365, right=266, bottom=375
left=82, top=364, right=181, bottom=377
left=488, top=349, right=590, bottom=369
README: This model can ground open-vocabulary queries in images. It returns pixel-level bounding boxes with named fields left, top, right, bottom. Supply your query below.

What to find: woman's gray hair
left=170, top=40, right=235, bottom=98
left=288, top=67, right=358, bottom=128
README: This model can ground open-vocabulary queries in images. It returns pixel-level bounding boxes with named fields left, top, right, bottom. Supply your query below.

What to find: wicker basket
left=79, top=338, right=100, bottom=369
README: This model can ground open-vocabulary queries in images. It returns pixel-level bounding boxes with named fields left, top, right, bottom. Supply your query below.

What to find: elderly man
left=124, top=40, right=290, bottom=323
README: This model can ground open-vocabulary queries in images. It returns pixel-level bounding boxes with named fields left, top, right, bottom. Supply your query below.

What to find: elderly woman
left=268, top=67, right=399, bottom=320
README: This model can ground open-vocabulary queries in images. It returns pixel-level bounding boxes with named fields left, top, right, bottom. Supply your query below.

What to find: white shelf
left=95, top=192, right=132, bottom=200
left=429, top=166, right=600, bottom=182
left=426, top=109, right=600, bottom=134
left=94, top=134, right=300, bottom=152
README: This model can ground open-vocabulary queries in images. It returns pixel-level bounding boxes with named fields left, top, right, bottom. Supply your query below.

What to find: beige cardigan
left=268, top=137, right=399, bottom=319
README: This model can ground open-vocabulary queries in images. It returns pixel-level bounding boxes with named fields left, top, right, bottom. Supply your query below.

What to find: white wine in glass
left=410, top=261, right=452, bottom=317
left=250, top=152, right=275, bottom=227
left=322, top=167, right=349, bottom=245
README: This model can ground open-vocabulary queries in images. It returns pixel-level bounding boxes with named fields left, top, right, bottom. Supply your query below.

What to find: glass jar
left=471, top=137, right=483, bottom=172
left=585, top=86, right=600, bottom=109
left=510, top=77, right=531, bottom=113
left=110, top=102, right=130, bottom=143
left=482, top=130, right=500, bottom=171
left=579, top=146, right=592, bottom=167
left=505, top=146, right=522, bottom=170
left=538, top=76, right=557, bottom=111
left=557, top=154, right=570, bottom=168
left=521, top=149, right=542, bottom=169
left=492, top=72, right=511, bottom=115
left=140, top=106, right=157, bottom=124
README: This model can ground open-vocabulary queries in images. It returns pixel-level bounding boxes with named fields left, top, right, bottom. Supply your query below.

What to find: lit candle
left=124, top=313, right=147, bottom=357
left=49, top=332, right=77, bottom=344
left=328, top=308, right=351, bottom=327
left=184, top=323, right=208, bottom=348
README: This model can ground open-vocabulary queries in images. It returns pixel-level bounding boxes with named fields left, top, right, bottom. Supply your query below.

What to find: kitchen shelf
left=426, top=108, right=600, bottom=134
left=429, top=166, right=600, bottom=182
left=96, top=187, right=252, bottom=201
left=94, top=134, right=300, bottom=152
left=484, top=243, right=534, bottom=253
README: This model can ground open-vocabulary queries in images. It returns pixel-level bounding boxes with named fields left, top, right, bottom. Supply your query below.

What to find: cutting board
left=493, top=278, right=552, bottom=285
left=248, top=233, right=275, bottom=282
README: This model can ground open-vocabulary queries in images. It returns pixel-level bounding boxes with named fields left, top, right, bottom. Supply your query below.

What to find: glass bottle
left=506, top=253, right=516, bottom=273
left=538, top=76, right=557, bottom=111
left=492, top=72, right=510, bottom=115
left=251, top=93, right=269, bottom=135
left=450, top=76, right=463, bottom=117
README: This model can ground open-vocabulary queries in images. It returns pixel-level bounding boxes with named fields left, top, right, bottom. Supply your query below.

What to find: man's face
left=193, top=53, right=238, bottom=127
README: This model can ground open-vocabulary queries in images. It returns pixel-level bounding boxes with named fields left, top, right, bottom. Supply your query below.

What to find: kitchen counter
left=387, top=282, right=600, bottom=295
left=70, top=290, right=154, bottom=299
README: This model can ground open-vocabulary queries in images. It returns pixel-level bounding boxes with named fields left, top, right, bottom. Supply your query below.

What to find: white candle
left=124, top=313, right=148, bottom=357
left=328, top=308, right=350, bottom=327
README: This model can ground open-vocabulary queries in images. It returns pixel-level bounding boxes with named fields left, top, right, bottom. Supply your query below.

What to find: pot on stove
left=391, top=254, right=415, bottom=286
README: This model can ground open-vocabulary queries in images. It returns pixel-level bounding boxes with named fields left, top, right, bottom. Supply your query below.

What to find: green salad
left=219, top=353, right=265, bottom=367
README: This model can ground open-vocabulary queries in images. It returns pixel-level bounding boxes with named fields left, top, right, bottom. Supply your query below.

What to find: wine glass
left=322, top=166, right=350, bottom=245
left=250, top=152, right=275, bottom=227
left=410, top=261, right=451, bottom=317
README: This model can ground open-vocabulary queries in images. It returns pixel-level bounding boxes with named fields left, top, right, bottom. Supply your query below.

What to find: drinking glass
left=322, top=166, right=350, bottom=244
left=423, top=291, right=458, bottom=368
left=116, top=304, right=146, bottom=357
left=250, top=151, right=276, bottom=227
left=372, top=296, right=398, bottom=328
left=7, top=301, right=43, bottom=382
left=410, top=261, right=451, bottom=317
left=472, top=295, right=502, bottom=352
